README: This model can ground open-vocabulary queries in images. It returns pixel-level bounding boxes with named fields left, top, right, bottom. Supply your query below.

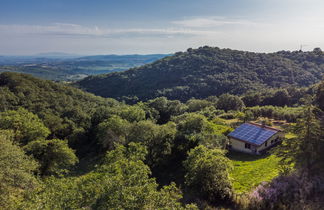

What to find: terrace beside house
left=227, top=122, right=283, bottom=155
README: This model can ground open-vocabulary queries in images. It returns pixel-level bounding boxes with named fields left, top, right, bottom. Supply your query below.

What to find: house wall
left=257, top=133, right=282, bottom=153
left=229, top=138, right=257, bottom=154
left=229, top=132, right=283, bottom=155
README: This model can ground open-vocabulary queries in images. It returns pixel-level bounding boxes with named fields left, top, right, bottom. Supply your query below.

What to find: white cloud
left=0, top=15, right=324, bottom=55
left=0, top=23, right=221, bottom=38
left=172, top=17, right=256, bottom=28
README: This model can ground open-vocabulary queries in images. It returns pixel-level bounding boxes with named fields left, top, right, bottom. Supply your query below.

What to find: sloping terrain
left=76, top=47, right=324, bottom=102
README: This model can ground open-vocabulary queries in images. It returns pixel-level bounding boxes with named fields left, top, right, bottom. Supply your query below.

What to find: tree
left=186, top=99, right=213, bottom=112
left=242, top=93, right=261, bottom=107
left=275, top=106, right=323, bottom=174
left=183, top=145, right=233, bottom=204
left=272, top=89, right=290, bottom=106
left=0, top=130, right=38, bottom=209
left=24, top=139, right=78, bottom=176
left=93, top=143, right=197, bottom=209
left=147, top=122, right=177, bottom=168
left=96, top=115, right=130, bottom=150
left=119, top=105, right=146, bottom=122
left=216, top=94, right=245, bottom=112
left=173, top=113, right=230, bottom=156
left=127, top=120, right=157, bottom=144
left=22, top=143, right=197, bottom=209
left=146, top=97, right=186, bottom=124
left=173, top=113, right=213, bottom=151
left=0, top=108, right=50, bottom=145
left=236, top=110, right=254, bottom=122
left=127, top=120, right=177, bottom=168
left=91, top=106, right=114, bottom=126
left=313, top=47, right=322, bottom=54
left=316, top=81, right=324, bottom=111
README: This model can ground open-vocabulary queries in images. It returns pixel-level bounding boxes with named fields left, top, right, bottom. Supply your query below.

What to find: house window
left=245, top=143, right=251, bottom=149
left=265, top=141, right=268, bottom=147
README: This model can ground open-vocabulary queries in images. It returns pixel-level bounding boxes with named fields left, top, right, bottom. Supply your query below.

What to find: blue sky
left=0, top=0, right=323, bottom=55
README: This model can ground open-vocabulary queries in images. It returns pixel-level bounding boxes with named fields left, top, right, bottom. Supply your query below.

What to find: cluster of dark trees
left=241, top=86, right=316, bottom=107
left=76, top=47, right=324, bottom=102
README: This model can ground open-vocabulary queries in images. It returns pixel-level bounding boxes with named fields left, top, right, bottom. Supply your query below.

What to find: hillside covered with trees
left=1, top=72, right=324, bottom=209
left=76, top=47, right=324, bottom=102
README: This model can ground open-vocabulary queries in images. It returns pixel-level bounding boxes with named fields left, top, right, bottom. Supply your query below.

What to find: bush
left=183, top=145, right=233, bottom=204
left=247, top=172, right=324, bottom=209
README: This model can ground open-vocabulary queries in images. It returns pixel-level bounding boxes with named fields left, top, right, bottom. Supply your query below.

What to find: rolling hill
left=0, top=54, right=168, bottom=81
left=76, top=46, right=324, bottom=102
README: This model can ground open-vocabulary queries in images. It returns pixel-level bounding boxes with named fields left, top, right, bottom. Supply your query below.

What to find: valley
left=0, top=54, right=168, bottom=81
left=0, top=47, right=323, bottom=210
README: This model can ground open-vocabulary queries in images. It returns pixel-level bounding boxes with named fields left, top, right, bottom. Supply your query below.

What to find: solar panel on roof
left=228, top=123, right=278, bottom=145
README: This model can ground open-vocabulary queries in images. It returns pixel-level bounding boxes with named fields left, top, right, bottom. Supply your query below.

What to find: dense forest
left=76, top=47, right=324, bottom=102
left=1, top=72, right=324, bottom=209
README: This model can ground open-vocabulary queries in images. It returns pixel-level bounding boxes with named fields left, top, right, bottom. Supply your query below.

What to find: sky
left=0, top=0, right=324, bottom=55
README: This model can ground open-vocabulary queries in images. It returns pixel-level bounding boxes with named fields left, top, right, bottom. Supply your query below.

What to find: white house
left=227, top=122, right=282, bottom=155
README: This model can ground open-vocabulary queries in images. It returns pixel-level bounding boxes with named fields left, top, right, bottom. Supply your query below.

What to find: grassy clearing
left=227, top=151, right=281, bottom=194
left=224, top=118, right=240, bottom=125
left=285, top=132, right=297, bottom=139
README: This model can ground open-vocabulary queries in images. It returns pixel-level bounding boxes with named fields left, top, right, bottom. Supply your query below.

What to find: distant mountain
left=76, top=46, right=324, bottom=102
left=78, top=54, right=169, bottom=61
left=0, top=54, right=169, bottom=81
left=34, top=52, right=82, bottom=58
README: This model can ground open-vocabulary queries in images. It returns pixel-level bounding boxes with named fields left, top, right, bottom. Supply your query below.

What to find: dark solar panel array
left=228, top=123, right=278, bottom=145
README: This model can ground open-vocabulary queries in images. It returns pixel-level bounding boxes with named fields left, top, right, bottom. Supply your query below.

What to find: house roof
left=228, top=122, right=280, bottom=146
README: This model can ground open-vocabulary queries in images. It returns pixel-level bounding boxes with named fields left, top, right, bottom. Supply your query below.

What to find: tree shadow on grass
left=226, top=150, right=271, bottom=161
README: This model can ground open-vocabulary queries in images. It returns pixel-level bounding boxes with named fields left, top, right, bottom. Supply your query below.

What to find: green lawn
left=227, top=151, right=281, bottom=194
left=285, top=132, right=297, bottom=139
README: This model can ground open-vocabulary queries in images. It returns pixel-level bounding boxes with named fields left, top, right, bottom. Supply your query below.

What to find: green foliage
left=3, top=70, right=323, bottom=209
left=0, top=72, right=123, bottom=155
left=183, top=145, right=233, bottom=203
left=173, top=113, right=230, bottom=153
left=96, top=115, right=131, bottom=150
left=275, top=106, right=324, bottom=173
left=145, top=97, right=187, bottom=124
left=316, top=80, right=324, bottom=111
left=197, top=106, right=225, bottom=120
left=173, top=113, right=212, bottom=137
left=186, top=99, right=213, bottom=112
left=216, top=94, right=245, bottom=112
left=199, top=133, right=228, bottom=150
left=119, top=105, right=146, bottom=122
left=128, top=121, right=177, bottom=167
left=77, top=47, right=324, bottom=102
left=0, top=130, right=39, bottom=209
left=24, top=139, right=78, bottom=176
left=235, top=110, right=255, bottom=122
left=0, top=108, right=50, bottom=145
left=94, top=143, right=160, bottom=209
left=246, top=105, right=303, bottom=122
left=23, top=143, right=196, bottom=209
left=242, top=86, right=312, bottom=107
